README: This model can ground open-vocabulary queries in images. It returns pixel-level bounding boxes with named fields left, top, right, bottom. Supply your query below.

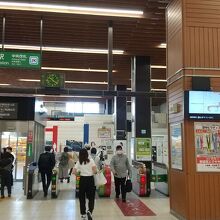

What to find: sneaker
left=81, top=214, right=87, bottom=220
left=115, top=195, right=119, bottom=199
left=8, top=194, right=11, bottom=198
left=87, top=211, right=93, bottom=220
left=1, top=195, right=5, bottom=199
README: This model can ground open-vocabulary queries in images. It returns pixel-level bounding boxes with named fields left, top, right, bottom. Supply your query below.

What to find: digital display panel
left=185, top=91, right=220, bottom=119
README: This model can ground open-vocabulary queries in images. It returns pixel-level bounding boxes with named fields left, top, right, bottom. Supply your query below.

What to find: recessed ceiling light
left=3, top=44, right=124, bottom=55
left=33, top=94, right=103, bottom=98
left=18, top=79, right=108, bottom=85
left=151, top=88, right=167, bottom=92
left=42, top=67, right=116, bottom=73
left=151, top=65, right=166, bottom=69
left=151, top=79, right=167, bottom=82
left=18, top=79, right=40, bottom=82
left=0, top=83, right=11, bottom=86
left=65, top=81, right=107, bottom=85
left=0, top=2, right=144, bottom=18
left=157, top=43, right=166, bottom=49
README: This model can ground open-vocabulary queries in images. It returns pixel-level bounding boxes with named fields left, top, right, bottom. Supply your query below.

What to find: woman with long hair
left=73, top=148, right=97, bottom=220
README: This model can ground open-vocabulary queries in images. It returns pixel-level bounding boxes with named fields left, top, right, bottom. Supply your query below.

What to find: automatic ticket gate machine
left=97, top=165, right=111, bottom=197
left=51, top=167, right=60, bottom=198
left=131, top=161, right=148, bottom=197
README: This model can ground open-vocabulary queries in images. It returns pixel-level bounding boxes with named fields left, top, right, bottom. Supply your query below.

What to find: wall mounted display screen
left=185, top=91, right=220, bottom=119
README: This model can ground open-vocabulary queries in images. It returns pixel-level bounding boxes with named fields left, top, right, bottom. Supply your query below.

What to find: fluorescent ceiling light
left=0, top=83, right=10, bottom=86
left=151, top=65, right=167, bottom=69
left=127, top=88, right=132, bottom=91
left=0, top=2, right=144, bottom=18
left=19, top=79, right=40, bottom=82
left=2, top=44, right=124, bottom=55
left=151, top=79, right=167, bottom=82
left=19, top=79, right=107, bottom=85
left=42, top=67, right=116, bottom=73
left=157, top=43, right=166, bottom=48
left=151, top=88, right=167, bottom=92
left=33, top=94, right=102, bottom=98
left=65, top=81, right=107, bottom=85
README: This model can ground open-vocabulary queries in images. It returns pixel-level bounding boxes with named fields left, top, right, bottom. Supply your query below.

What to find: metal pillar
left=107, top=21, right=113, bottom=91
left=2, top=16, right=5, bottom=50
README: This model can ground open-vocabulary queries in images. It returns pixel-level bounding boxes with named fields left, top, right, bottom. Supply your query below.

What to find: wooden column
left=167, top=0, right=220, bottom=219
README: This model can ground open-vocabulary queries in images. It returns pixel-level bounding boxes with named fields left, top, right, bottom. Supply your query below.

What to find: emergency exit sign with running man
left=0, top=51, right=41, bottom=69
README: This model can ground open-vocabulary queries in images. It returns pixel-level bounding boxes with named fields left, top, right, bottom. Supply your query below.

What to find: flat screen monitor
left=185, top=91, right=220, bottom=120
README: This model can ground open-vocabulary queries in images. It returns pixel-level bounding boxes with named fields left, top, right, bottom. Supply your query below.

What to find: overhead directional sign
left=0, top=51, right=41, bottom=69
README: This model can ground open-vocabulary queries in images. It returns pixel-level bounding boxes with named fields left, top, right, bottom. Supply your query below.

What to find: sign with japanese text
left=136, top=138, right=151, bottom=161
left=194, top=122, right=220, bottom=172
left=0, top=103, right=17, bottom=119
left=170, top=123, right=183, bottom=170
left=0, top=51, right=41, bottom=69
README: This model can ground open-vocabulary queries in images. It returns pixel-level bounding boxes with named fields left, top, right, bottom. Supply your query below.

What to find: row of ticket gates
left=24, top=161, right=168, bottom=200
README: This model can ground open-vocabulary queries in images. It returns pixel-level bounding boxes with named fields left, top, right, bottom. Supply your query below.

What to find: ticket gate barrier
left=151, top=162, right=168, bottom=196
left=97, top=165, right=111, bottom=197
left=26, top=163, right=39, bottom=199
left=51, top=168, right=60, bottom=199
left=131, top=161, right=148, bottom=197
left=75, top=172, right=80, bottom=198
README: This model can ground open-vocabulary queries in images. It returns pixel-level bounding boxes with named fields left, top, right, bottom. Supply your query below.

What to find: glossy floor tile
left=0, top=177, right=178, bottom=220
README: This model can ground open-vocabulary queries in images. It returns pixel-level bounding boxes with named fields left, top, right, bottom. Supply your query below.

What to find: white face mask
left=116, top=150, right=123, bottom=155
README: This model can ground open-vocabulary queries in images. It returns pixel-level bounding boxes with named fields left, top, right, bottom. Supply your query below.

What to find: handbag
left=125, top=178, right=132, bottom=192
left=94, top=171, right=107, bottom=187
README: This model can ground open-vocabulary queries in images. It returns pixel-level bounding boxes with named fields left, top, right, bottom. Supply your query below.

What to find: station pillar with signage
left=131, top=56, right=152, bottom=196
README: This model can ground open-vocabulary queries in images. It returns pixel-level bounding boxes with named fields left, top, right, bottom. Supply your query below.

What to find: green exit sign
left=0, top=51, right=41, bottom=69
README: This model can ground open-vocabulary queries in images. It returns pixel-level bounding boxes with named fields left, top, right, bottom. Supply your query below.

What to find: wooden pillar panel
left=167, top=0, right=220, bottom=219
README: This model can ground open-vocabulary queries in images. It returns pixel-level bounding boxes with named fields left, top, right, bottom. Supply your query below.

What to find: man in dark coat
left=0, top=152, right=14, bottom=198
left=38, top=146, right=56, bottom=197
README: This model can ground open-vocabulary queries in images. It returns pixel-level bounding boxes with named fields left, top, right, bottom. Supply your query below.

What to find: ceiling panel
left=0, top=0, right=169, bottom=105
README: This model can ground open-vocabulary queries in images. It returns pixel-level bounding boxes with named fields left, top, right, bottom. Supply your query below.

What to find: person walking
left=59, top=146, right=70, bottom=183
left=110, top=145, right=132, bottom=202
left=73, top=148, right=97, bottom=220
left=38, top=146, right=56, bottom=197
left=6, top=147, right=15, bottom=186
left=0, top=152, right=14, bottom=198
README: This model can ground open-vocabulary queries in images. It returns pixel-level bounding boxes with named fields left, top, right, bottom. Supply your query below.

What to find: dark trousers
left=114, top=176, right=126, bottom=200
left=79, top=176, right=95, bottom=215
left=41, top=171, right=52, bottom=194
left=0, top=170, right=12, bottom=196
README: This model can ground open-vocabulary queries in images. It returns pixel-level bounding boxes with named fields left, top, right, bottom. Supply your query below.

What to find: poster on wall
left=194, top=122, right=220, bottom=172
left=98, top=127, right=111, bottom=138
left=136, top=138, right=151, bottom=161
left=170, top=123, right=183, bottom=170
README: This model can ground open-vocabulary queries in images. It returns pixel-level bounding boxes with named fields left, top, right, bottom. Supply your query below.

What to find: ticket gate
left=51, top=167, right=60, bottom=198
left=131, top=161, right=148, bottom=197
left=97, top=165, right=111, bottom=197
left=26, top=163, right=39, bottom=199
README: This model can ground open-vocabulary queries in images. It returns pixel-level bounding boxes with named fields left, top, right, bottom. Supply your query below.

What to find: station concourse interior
left=0, top=1, right=220, bottom=220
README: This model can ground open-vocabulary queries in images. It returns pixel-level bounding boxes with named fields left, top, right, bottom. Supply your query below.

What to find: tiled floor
left=0, top=177, right=178, bottom=220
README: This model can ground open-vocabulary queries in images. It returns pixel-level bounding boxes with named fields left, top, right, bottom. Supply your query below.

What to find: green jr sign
left=0, top=51, right=41, bottom=69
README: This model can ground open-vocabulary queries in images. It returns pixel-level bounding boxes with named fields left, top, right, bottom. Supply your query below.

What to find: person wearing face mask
left=110, top=145, right=132, bottom=202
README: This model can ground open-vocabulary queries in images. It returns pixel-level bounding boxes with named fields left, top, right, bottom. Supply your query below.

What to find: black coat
left=38, top=152, right=56, bottom=172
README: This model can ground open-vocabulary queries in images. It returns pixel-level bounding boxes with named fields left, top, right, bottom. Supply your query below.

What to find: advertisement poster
left=170, top=123, right=183, bottom=170
left=194, top=122, right=220, bottom=172
left=136, top=138, right=151, bottom=161
left=98, top=127, right=111, bottom=138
